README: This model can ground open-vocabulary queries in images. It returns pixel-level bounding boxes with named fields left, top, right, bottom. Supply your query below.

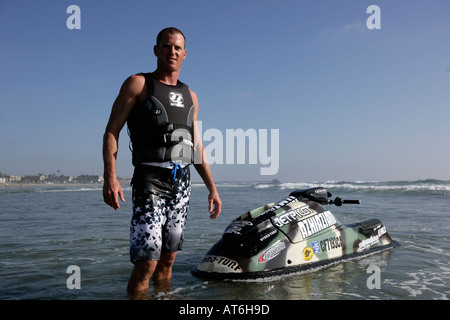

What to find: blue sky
left=1, top=0, right=449, bottom=182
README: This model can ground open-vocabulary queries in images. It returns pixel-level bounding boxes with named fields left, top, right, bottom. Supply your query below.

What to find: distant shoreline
left=0, top=179, right=131, bottom=188
left=0, top=183, right=103, bottom=188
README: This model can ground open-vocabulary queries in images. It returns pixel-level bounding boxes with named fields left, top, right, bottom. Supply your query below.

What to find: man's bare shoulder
left=189, top=88, right=198, bottom=102
left=122, top=74, right=146, bottom=94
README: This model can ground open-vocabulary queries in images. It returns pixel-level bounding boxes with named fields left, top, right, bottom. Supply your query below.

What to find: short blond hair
left=156, top=27, right=186, bottom=48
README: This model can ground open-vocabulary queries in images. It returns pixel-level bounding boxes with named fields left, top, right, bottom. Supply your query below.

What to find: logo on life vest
left=169, top=92, right=184, bottom=107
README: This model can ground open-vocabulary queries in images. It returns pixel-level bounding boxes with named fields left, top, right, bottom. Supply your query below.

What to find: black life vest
left=127, top=73, right=195, bottom=166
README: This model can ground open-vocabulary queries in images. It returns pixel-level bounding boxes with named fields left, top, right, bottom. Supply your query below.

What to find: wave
left=3, top=180, right=449, bottom=195
left=253, top=179, right=450, bottom=195
left=193, top=179, right=450, bottom=195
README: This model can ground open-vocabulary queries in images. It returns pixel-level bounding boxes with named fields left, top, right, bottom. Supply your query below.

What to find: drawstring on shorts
left=170, top=162, right=185, bottom=183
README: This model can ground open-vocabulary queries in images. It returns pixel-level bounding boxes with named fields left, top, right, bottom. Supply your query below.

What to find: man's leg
left=153, top=251, right=177, bottom=280
left=127, top=252, right=177, bottom=295
left=128, top=185, right=164, bottom=296
left=127, top=260, right=158, bottom=296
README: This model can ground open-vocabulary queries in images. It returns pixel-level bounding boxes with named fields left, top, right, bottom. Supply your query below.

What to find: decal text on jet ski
left=263, top=196, right=298, bottom=215
left=358, top=235, right=379, bottom=250
left=258, top=240, right=286, bottom=263
left=297, top=210, right=337, bottom=239
left=320, top=235, right=343, bottom=252
left=199, top=256, right=242, bottom=272
left=272, top=205, right=315, bottom=227
left=224, top=220, right=252, bottom=235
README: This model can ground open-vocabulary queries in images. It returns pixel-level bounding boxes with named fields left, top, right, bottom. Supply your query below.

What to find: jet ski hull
left=192, top=188, right=399, bottom=280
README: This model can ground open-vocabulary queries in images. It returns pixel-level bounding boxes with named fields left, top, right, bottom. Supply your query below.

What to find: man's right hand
left=103, top=177, right=125, bottom=210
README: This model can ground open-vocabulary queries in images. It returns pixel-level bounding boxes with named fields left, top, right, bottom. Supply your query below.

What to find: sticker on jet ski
left=258, top=240, right=286, bottom=263
left=271, top=205, right=315, bottom=227
left=198, top=256, right=242, bottom=273
left=223, top=220, right=253, bottom=235
left=297, top=210, right=337, bottom=239
left=319, top=236, right=343, bottom=252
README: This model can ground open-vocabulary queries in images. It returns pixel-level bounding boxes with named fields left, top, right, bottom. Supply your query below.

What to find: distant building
left=0, top=173, right=111, bottom=185
left=9, top=175, right=22, bottom=182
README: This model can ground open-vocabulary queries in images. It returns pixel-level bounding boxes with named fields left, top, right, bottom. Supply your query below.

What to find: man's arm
left=103, top=75, right=145, bottom=210
left=190, top=89, right=222, bottom=219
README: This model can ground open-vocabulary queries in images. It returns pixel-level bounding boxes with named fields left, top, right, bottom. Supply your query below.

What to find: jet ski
left=192, top=187, right=399, bottom=280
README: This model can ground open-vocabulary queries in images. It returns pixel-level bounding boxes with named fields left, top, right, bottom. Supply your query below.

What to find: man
left=102, top=27, right=222, bottom=296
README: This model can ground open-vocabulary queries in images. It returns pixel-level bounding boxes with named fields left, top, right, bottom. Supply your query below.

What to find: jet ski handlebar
left=289, top=188, right=360, bottom=206
left=328, top=197, right=360, bottom=206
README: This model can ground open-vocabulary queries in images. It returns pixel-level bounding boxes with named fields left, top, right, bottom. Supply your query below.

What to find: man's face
left=154, top=32, right=187, bottom=73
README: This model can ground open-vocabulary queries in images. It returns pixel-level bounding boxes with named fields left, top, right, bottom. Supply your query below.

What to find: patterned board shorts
left=129, top=165, right=191, bottom=263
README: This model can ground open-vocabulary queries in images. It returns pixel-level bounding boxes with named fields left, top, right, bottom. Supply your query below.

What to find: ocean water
left=0, top=179, right=449, bottom=300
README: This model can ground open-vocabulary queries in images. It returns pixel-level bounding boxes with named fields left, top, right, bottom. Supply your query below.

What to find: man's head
left=156, top=27, right=186, bottom=48
left=154, top=27, right=187, bottom=74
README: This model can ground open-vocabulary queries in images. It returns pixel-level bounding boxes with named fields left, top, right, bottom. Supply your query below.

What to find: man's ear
left=153, top=45, right=159, bottom=57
